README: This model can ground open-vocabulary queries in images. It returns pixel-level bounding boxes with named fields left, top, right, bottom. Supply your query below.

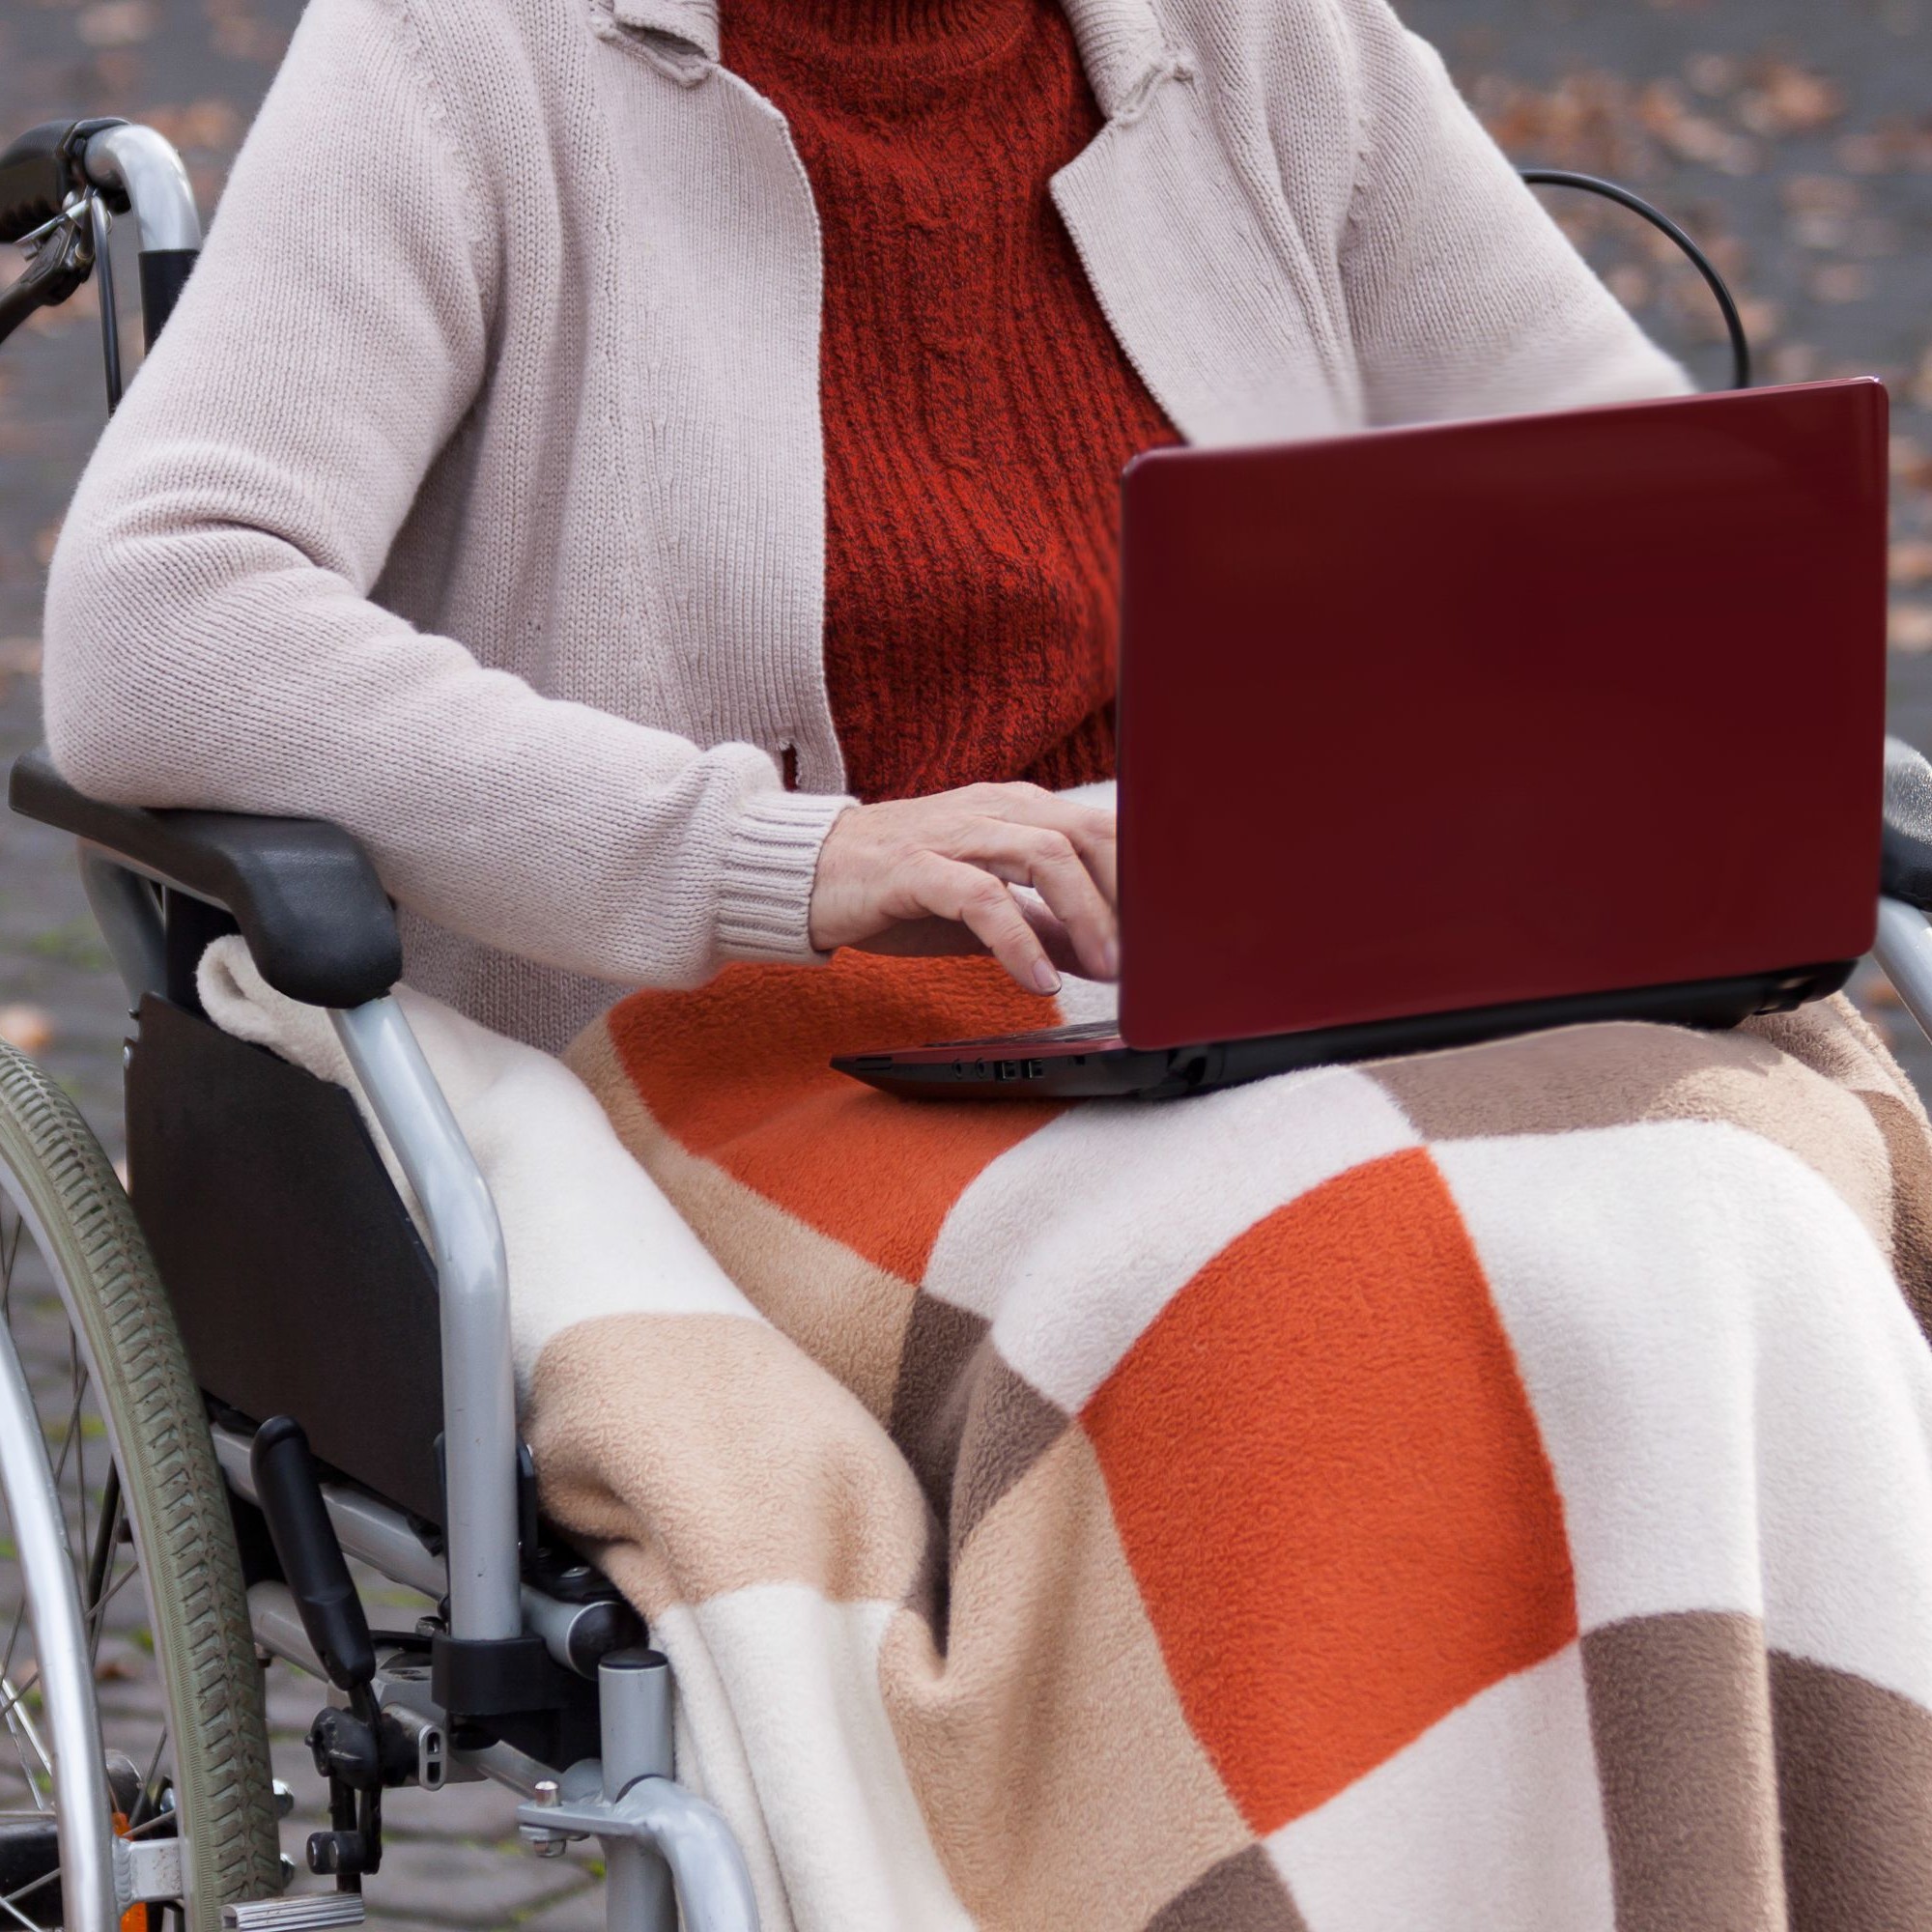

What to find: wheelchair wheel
left=0, top=1039, right=281, bottom=1927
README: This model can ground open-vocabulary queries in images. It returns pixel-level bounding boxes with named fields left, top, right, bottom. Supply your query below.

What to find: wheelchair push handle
left=1, top=118, right=199, bottom=353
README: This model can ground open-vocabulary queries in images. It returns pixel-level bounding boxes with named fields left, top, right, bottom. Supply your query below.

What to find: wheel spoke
left=1, top=1678, right=52, bottom=1788
left=84, top=1467, right=124, bottom=1664
left=69, top=1331, right=90, bottom=1577
left=0, top=1207, right=21, bottom=1318
left=0, top=1875, right=47, bottom=1929
left=86, top=1559, right=138, bottom=1644
left=128, top=1725, right=167, bottom=1832
left=0, top=1672, right=52, bottom=1809
left=0, top=1670, right=43, bottom=1739
left=0, top=1606, right=26, bottom=1711
left=48, top=1375, right=85, bottom=1502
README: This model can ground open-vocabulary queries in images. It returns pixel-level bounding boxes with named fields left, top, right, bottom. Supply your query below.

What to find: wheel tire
left=0, top=1038, right=281, bottom=1928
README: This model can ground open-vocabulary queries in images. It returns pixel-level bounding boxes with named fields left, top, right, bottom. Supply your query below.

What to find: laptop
left=835, top=379, right=1889, bottom=1102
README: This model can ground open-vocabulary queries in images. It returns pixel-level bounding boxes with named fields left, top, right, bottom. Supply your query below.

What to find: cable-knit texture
left=723, top=0, right=1178, bottom=804
left=40, top=0, right=1685, bottom=1049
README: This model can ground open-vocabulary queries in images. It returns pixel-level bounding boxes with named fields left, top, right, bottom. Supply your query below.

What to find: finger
left=1016, top=897, right=1084, bottom=976
left=971, top=786, right=1119, bottom=909
left=909, top=855, right=1061, bottom=995
left=854, top=902, right=1083, bottom=975
left=949, top=824, right=1118, bottom=980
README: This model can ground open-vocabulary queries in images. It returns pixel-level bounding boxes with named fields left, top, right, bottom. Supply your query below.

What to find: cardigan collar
left=609, top=0, right=1173, bottom=117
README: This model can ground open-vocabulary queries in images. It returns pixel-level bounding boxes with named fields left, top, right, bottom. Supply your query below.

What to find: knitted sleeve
left=42, top=0, right=849, bottom=992
left=1332, top=0, right=1693, bottom=425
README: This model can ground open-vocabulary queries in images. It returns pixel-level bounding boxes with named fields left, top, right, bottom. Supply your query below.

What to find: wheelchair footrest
left=221, top=1894, right=366, bottom=1928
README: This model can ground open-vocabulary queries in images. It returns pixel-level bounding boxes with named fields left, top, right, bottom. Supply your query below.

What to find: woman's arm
left=42, top=0, right=849, bottom=990
left=1333, top=0, right=1692, bottom=425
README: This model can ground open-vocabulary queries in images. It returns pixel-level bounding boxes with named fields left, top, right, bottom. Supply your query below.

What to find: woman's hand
left=808, top=783, right=1119, bottom=995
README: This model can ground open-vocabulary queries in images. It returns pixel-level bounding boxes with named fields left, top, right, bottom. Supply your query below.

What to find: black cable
left=1520, top=167, right=1751, bottom=392
left=88, top=192, right=122, bottom=412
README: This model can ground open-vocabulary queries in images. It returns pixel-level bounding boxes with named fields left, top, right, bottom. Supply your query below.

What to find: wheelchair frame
left=11, top=791, right=766, bottom=1932
left=8, top=112, right=1932, bottom=1932
left=0, top=121, right=759, bottom=1932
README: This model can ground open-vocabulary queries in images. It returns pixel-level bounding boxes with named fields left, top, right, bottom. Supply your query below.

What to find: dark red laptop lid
left=1116, top=380, right=1889, bottom=1052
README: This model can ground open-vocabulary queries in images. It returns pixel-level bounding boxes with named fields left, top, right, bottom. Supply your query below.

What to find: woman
left=41, top=0, right=1682, bottom=1049
left=44, top=3, right=1932, bottom=1929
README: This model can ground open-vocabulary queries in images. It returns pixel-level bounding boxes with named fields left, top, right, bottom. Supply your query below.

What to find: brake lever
left=0, top=198, right=95, bottom=350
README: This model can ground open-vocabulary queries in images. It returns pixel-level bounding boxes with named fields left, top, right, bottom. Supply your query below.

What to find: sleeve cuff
left=716, top=789, right=854, bottom=963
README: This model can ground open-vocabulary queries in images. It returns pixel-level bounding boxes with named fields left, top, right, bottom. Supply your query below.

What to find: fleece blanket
left=199, top=935, right=1932, bottom=1932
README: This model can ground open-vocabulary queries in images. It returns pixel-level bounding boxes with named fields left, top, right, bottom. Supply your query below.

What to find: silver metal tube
left=328, top=1000, right=523, bottom=1642
left=214, top=1424, right=447, bottom=1602
left=509, top=1656, right=757, bottom=1929
left=1874, top=896, right=1932, bottom=1047
left=219, top=1424, right=613, bottom=1676
left=521, top=1584, right=639, bottom=1679
left=616, top=1780, right=761, bottom=1932
left=450, top=1729, right=589, bottom=1802
left=600, top=1653, right=676, bottom=1932
left=0, top=1314, right=119, bottom=1930
left=80, top=124, right=201, bottom=252
left=247, top=1580, right=320, bottom=1678
left=76, top=848, right=166, bottom=1011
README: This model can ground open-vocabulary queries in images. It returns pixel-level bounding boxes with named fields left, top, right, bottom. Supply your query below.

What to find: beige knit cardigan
left=42, top=0, right=1686, bottom=1050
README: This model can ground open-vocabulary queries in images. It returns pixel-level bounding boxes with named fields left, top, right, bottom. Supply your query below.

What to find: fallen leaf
left=0, top=1008, right=55, bottom=1056
left=1768, top=342, right=1826, bottom=384
left=1684, top=52, right=1740, bottom=98
left=1893, top=438, right=1932, bottom=491
left=74, top=0, right=154, bottom=44
left=1604, top=264, right=1653, bottom=309
left=1810, top=262, right=1874, bottom=302
left=1837, top=132, right=1896, bottom=174
left=1640, top=79, right=1760, bottom=172
left=1911, top=346, right=1932, bottom=411
left=1736, top=61, right=1846, bottom=137
left=1893, top=540, right=1932, bottom=588
left=1890, top=604, right=1932, bottom=653
left=1835, top=118, right=1932, bottom=175
left=137, top=99, right=242, bottom=152
left=1789, top=212, right=1851, bottom=250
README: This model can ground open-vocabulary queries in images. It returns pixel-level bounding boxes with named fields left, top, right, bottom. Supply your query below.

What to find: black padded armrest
left=9, top=747, right=401, bottom=1008
left=1882, top=735, right=1932, bottom=916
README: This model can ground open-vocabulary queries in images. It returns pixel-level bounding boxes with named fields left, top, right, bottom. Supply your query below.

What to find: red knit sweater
left=722, top=0, right=1179, bottom=805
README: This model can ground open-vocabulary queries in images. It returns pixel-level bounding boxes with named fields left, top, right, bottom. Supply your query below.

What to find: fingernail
left=1101, top=938, right=1121, bottom=979
left=1034, top=960, right=1062, bottom=995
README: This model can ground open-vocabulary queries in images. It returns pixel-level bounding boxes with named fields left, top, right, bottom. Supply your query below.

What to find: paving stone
left=265, top=1662, right=330, bottom=1734
left=383, top=1774, right=530, bottom=1842
left=349, top=1833, right=589, bottom=1923
left=516, top=1878, right=611, bottom=1931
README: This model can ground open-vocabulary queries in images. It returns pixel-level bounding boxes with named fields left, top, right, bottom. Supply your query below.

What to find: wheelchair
left=2, top=111, right=1932, bottom=1932
left=0, top=120, right=757, bottom=1930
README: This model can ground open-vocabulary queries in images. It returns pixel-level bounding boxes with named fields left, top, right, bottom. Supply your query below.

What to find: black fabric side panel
left=126, top=995, right=444, bottom=1524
